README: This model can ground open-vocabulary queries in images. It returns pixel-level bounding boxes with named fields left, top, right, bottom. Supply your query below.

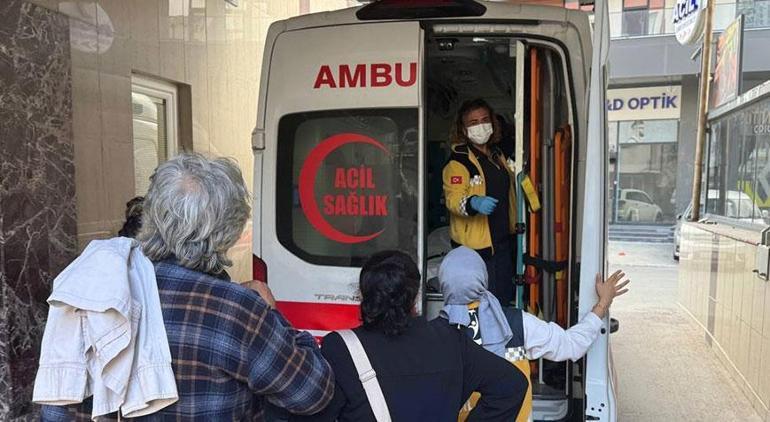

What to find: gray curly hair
left=137, top=153, right=250, bottom=275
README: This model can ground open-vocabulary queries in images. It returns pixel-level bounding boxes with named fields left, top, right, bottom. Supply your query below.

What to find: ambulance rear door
left=578, top=0, right=616, bottom=420
left=260, top=20, right=423, bottom=336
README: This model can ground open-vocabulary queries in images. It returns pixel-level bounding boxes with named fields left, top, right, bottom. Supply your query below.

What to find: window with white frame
left=131, top=76, right=179, bottom=195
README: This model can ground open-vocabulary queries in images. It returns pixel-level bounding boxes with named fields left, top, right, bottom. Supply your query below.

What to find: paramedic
left=443, top=98, right=518, bottom=306
left=437, top=246, right=630, bottom=421
left=292, top=250, right=527, bottom=422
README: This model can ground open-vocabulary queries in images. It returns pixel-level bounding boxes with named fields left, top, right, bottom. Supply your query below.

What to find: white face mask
left=466, top=123, right=493, bottom=145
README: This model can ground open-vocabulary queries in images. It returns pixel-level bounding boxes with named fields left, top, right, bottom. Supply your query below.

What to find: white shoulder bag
left=337, top=329, right=392, bottom=422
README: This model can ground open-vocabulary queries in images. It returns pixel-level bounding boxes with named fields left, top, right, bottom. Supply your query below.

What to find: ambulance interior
left=423, top=32, right=578, bottom=416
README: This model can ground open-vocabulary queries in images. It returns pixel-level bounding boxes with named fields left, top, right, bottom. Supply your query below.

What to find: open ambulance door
left=257, top=20, right=425, bottom=337
left=578, top=0, right=616, bottom=420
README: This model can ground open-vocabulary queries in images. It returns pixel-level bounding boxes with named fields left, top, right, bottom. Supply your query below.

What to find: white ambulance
left=251, top=1, right=614, bottom=420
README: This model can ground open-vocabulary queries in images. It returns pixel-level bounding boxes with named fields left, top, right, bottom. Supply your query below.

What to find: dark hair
left=118, top=196, right=144, bottom=238
left=449, top=98, right=502, bottom=145
left=359, top=251, right=420, bottom=336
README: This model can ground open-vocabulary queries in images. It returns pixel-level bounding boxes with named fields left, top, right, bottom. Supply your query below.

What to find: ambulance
left=251, top=1, right=614, bottom=420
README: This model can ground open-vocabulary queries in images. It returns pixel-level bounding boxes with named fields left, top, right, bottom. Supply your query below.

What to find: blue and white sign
left=673, top=0, right=708, bottom=45
left=606, top=86, right=682, bottom=121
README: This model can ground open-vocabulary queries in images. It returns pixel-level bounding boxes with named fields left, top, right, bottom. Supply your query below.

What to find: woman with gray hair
left=42, top=153, right=334, bottom=420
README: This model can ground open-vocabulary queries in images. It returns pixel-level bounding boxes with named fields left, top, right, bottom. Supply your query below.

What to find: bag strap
left=337, top=330, right=392, bottom=422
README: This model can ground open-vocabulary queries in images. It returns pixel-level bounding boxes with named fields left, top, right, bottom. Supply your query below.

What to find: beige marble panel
left=750, top=328, right=763, bottom=392
left=760, top=337, right=770, bottom=408
left=207, top=0, right=226, bottom=17
left=71, top=68, right=104, bottom=226
left=184, top=43, right=210, bottom=153
left=69, top=18, right=96, bottom=66
left=59, top=0, right=97, bottom=26
left=225, top=13, right=246, bottom=41
left=98, top=0, right=130, bottom=37
left=715, top=302, right=726, bottom=344
left=734, top=248, right=746, bottom=323
left=130, top=0, right=160, bottom=75
left=206, top=43, right=232, bottom=155
left=267, top=0, right=299, bottom=18
left=98, top=30, right=130, bottom=76
left=207, top=15, right=227, bottom=43
left=752, top=274, right=767, bottom=335
left=739, top=320, right=752, bottom=376
left=743, top=255, right=756, bottom=325
left=765, top=280, right=770, bottom=339
left=185, top=10, right=206, bottom=44
left=160, top=40, right=186, bottom=82
left=159, top=0, right=186, bottom=41
left=99, top=72, right=132, bottom=146
left=103, top=141, right=136, bottom=233
left=70, top=78, right=101, bottom=141
left=76, top=229, right=112, bottom=251
left=309, top=0, right=357, bottom=13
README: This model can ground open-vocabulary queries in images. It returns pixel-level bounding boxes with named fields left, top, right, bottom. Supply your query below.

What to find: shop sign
left=673, top=0, right=708, bottom=45
left=606, top=86, right=682, bottom=121
left=711, top=15, right=744, bottom=108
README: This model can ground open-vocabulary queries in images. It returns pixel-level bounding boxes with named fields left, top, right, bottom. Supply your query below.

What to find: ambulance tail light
left=253, top=254, right=268, bottom=284
left=356, top=0, right=486, bottom=20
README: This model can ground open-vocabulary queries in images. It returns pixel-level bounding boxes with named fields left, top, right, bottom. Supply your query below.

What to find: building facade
left=0, top=0, right=356, bottom=418
left=608, top=0, right=770, bottom=224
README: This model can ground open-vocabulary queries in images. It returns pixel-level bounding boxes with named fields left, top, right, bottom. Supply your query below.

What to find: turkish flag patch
left=451, top=176, right=463, bottom=185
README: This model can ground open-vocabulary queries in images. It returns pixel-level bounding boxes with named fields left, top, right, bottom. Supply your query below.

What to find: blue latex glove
left=469, top=196, right=499, bottom=215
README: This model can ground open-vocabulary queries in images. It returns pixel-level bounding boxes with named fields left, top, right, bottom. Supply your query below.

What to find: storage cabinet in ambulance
left=251, top=1, right=613, bottom=420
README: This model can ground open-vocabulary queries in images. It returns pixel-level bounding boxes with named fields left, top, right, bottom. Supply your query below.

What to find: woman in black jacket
left=293, top=251, right=527, bottom=422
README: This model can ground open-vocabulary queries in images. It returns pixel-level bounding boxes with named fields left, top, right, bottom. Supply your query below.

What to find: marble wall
left=0, top=0, right=356, bottom=416
left=0, top=0, right=76, bottom=419
left=679, top=222, right=770, bottom=421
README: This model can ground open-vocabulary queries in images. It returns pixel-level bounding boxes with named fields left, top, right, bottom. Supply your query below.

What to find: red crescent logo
left=298, top=133, right=389, bottom=244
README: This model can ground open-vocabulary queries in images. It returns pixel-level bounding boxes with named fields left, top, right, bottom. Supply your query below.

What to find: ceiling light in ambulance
left=356, top=0, right=486, bottom=20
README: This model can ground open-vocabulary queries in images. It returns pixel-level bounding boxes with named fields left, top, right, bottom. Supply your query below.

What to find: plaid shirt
left=40, top=259, right=334, bottom=421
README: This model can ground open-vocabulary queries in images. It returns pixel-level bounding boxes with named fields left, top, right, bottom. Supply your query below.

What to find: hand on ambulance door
left=470, top=196, right=499, bottom=215
left=243, top=280, right=277, bottom=309
left=591, top=270, right=630, bottom=319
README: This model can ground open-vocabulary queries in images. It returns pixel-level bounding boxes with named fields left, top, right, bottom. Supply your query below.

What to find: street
left=609, top=242, right=762, bottom=421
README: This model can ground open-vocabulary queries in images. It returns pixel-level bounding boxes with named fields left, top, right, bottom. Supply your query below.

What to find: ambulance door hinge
left=252, top=127, right=266, bottom=151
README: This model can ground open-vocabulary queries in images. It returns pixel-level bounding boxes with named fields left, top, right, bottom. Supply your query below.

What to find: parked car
left=673, top=189, right=768, bottom=260
left=617, top=189, right=663, bottom=223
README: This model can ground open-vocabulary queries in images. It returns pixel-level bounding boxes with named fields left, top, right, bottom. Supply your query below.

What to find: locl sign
left=673, top=0, right=708, bottom=45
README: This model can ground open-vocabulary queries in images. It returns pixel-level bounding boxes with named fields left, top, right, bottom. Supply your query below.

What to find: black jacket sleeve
left=289, top=332, right=364, bottom=422
left=461, top=333, right=528, bottom=421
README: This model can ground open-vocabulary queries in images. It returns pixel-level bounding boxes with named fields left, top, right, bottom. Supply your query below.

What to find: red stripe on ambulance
left=313, top=62, right=417, bottom=89
left=276, top=301, right=361, bottom=332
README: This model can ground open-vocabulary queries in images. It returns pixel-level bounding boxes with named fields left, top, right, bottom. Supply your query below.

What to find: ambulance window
left=276, top=109, right=419, bottom=267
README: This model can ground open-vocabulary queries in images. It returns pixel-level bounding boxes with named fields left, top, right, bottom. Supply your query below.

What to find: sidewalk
left=609, top=241, right=762, bottom=421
